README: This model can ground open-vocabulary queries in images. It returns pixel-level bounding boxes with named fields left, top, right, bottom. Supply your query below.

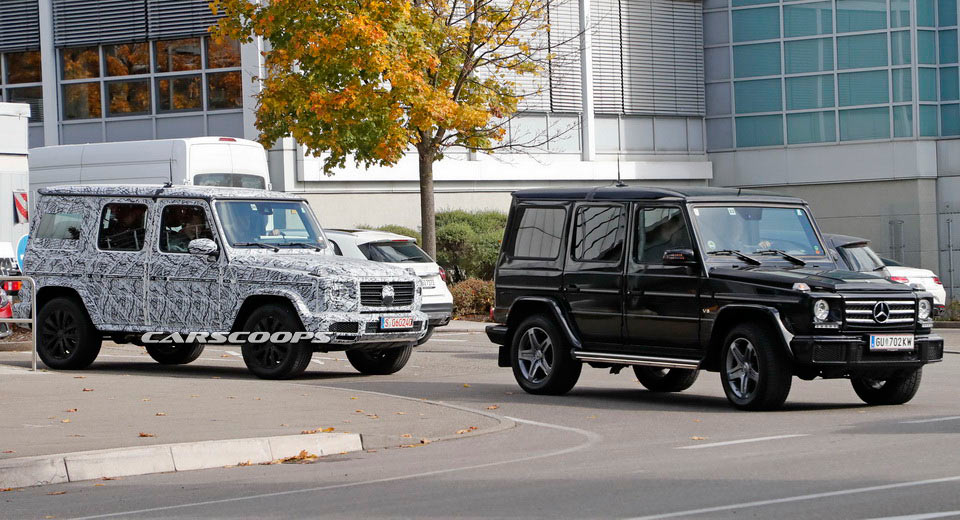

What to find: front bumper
left=791, top=333, right=943, bottom=369
left=421, top=302, right=453, bottom=327
left=302, top=310, right=429, bottom=347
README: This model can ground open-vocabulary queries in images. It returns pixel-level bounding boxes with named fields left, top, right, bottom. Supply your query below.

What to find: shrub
left=450, top=279, right=495, bottom=320
left=435, top=210, right=507, bottom=280
left=937, top=299, right=960, bottom=321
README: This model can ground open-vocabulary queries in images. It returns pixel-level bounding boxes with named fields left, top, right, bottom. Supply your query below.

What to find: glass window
left=891, top=31, right=911, bottom=66
left=707, top=118, right=734, bottom=150
left=892, top=68, right=912, bottom=102
left=692, top=206, right=825, bottom=256
left=4, top=51, right=41, bottom=83
left=216, top=200, right=326, bottom=249
left=207, top=71, right=242, bottom=110
left=193, top=174, right=267, bottom=189
left=735, top=79, right=782, bottom=113
left=60, top=46, right=100, bottom=80
left=890, top=0, right=911, bottom=28
left=920, top=104, right=939, bottom=135
left=206, top=37, right=241, bottom=68
left=786, top=75, right=834, bottom=110
left=513, top=207, right=565, bottom=259
left=893, top=105, right=913, bottom=137
left=733, top=43, right=780, bottom=78
left=360, top=241, right=432, bottom=263
left=62, top=83, right=102, bottom=120
left=573, top=205, right=626, bottom=262
left=943, top=104, right=960, bottom=136
left=836, top=0, right=887, bottom=32
left=635, top=207, right=692, bottom=264
left=837, top=34, right=888, bottom=69
left=941, top=0, right=958, bottom=26
left=732, top=0, right=775, bottom=6
left=103, top=43, right=150, bottom=77
left=919, top=67, right=938, bottom=101
left=98, top=203, right=147, bottom=251
left=36, top=212, right=82, bottom=240
left=917, top=0, right=935, bottom=26
left=784, top=2, right=832, bottom=37
left=787, top=111, right=836, bottom=144
left=839, top=107, right=890, bottom=141
left=106, top=80, right=151, bottom=117
left=839, top=245, right=885, bottom=271
left=155, top=38, right=202, bottom=73
left=838, top=70, right=888, bottom=106
left=785, top=38, right=834, bottom=74
left=159, top=205, right=214, bottom=253
left=918, top=31, right=937, bottom=64
left=736, top=114, right=783, bottom=146
left=156, top=75, right=202, bottom=112
left=732, top=7, right=780, bottom=42
left=705, top=47, right=731, bottom=81
left=7, top=86, right=43, bottom=123
left=942, top=67, right=960, bottom=101
left=941, top=30, right=959, bottom=64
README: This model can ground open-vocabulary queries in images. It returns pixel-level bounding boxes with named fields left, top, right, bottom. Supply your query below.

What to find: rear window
left=359, top=241, right=432, bottom=263
left=193, top=173, right=266, bottom=189
left=36, top=212, right=82, bottom=240
left=512, top=206, right=565, bottom=259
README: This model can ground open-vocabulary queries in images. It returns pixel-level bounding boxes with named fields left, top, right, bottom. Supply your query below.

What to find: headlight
left=918, top=299, right=931, bottom=320
left=813, top=299, right=830, bottom=322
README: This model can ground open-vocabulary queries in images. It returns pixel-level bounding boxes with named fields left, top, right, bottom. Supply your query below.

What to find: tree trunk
left=418, top=151, right=437, bottom=259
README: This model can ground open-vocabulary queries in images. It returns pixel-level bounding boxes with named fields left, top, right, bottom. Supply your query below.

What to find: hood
left=231, top=252, right=411, bottom=279
left=709, top=266, right=916, bottom=292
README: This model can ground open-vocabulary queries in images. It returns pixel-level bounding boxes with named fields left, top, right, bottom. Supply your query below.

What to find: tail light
left=934, top=277, right=942, bottom=285
left=218, top=137, right=237, bottom=142
left=489, top=306, right=495, bottom=322
left=438, top=266, right=446, bottom=282
left=890, top=276, right=909, bottom=283
left=2, top=281, right=20, bottom=291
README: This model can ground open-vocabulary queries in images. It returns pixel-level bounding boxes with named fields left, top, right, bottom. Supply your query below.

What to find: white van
left=28, top=137, right=272, bottom=203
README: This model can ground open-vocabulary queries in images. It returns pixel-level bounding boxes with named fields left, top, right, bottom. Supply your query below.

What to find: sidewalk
left=441, top=319, right=491, bottom=333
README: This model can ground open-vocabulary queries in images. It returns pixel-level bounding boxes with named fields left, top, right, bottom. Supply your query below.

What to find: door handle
left=565, top=284, right=581, bottom=293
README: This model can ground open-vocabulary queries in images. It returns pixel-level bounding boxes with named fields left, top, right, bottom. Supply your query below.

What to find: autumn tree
left=212, top=0, right=567, bottom=257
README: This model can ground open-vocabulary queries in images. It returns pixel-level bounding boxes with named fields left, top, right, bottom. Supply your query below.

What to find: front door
left=563, top=203, right=627, bottom=349
left=91, top=201, right=151, bottom=329
left=625, top=205, right=701, bottom=354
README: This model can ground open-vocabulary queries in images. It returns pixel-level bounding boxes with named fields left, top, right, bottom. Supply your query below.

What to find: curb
left=0, top=341, right=31, bottom=352
left=934, top=321, right=960, bottom=329
left=0, top=432, right=362, bottom=489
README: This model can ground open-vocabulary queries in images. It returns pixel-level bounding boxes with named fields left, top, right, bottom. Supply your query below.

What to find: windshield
left=692, top=205, right=826, bottom=257
left=215, top=200, right=326, bottom=249
left=839, top=245, right=885, bottom=272
left=194, top=173, right=267, bottom=190
left=360, top=241, right=433, bottom=263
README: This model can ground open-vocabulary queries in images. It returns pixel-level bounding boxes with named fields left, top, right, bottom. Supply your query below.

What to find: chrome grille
left=359, top=281, right=415, bottom=307
left=844, top=299, right=916, bottom=327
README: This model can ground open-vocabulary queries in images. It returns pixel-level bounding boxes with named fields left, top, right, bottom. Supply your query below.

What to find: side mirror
left=662, top=248, right=697, bottom=266
left=188, top=238, right=219, bottom=257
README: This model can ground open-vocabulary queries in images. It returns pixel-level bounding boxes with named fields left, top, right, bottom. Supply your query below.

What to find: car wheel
left=720, top=324, right=792, bottom=411
left=633, top=367, right=700, bottom=392
left=416, top=326, right=435, bottom=346
left=240, top=303, right=312, bottom=380
left=36, top=296, right=102, bottom=370
left=145, top=342, right=204, bottom=365
left=346, top=344, right=413, bottom=375
left=511, top=315, right=582, bottom=395
left=851, top=369, right=922, bottom=405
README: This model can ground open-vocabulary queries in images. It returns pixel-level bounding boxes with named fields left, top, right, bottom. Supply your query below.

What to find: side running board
left=572, top=351, right=700, bottom=370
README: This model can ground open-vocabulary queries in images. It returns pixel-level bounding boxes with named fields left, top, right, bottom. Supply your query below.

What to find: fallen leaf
left=395, top=412, right=407, bottom=415
left=355, top=410, right=364, bottom=413
left=73, top=376, right=85, bottom=379
left=94, top=484, right=106, bottom=487
left=400, top=434, right=412, bottom=438
left=486, top=405, right=499, bottom=410
left=236, top=460, right=252, bottom=467
left=65, top=408, right=78, bottom=413
left=227, top=396, right=236, bottom=399
left=266, top=450, right=318, bottom=464
left=47, top=491, right=66, bottom=495
left=456, top=429, right=469, bottom=435
left=68, top=434, right=84, bottom=438
left=254, top=397, right=261, bottom=401
left=366, top=414, right=379, bottom=419
left=366, top=449, right=377, bottom=453
left=462, top=383, right=471, bottom=388
left=420, top=438, right=431, bottom=445
left=141, top=398, right=151, bottom=402
left=155, top=412, right=167, bottom=417
left=190, top=395, right=200, bottom=398
left=82, top=388, right=94, bottom=392
left=211, top=376, right=221, bottom=379
left=100, top=477, right=119, bottom=481
left=45, top=515, right=56, bottom=519
left=300, top=427, right=336, bottom=434
left=220, top=354, right=230, bottom=358
left=60, top=419, right=71, bottom=423
left=0, top=488, right=15, bottom=492
left=691, top=436, right=707, bottom=441
left=350, top=397, right=359, bottom=400
left=693, top=419, right=702, bottom=423
left=2, top=450, right=14, bottom=454
left=280, top=423, right=288, bottom=427
left=138, top=432, right=155, bottom=438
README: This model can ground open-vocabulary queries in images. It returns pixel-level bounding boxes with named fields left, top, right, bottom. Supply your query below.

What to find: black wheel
left=240, top=303, right=312, bottom=380
left=719, top=324, right=793, bottom=411
left=851, top=369, right=922, bottom=405
left=511, top=315, right=582, bottom=395
left=633, top=366, right=700, bottom=392
left=145, top=343, right=204, bottom=365
left=416, top=326, right=435, bottom=346
left=346, top=344, right=413, bottom=375
left=36, top=296, right=101, bottom=370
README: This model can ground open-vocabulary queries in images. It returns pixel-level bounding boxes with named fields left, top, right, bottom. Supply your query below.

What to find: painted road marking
left=901, top=416, right=960, bottom=424
left=676, top=434, right=809, bottom=450
left=225, top=350, right=241, bottom=357
left=865, top=511, right=960, bottom=520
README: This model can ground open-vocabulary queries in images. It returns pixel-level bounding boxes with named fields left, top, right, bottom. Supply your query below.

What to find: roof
left=0, top=102, right=30, bottom=118
left=823, top=233, right=871, bottom=249
left=37, top=184, right=305, bottom=201
left=512, top=185, right=805, bottom=203
left=326, top=229, right=418, bottom=245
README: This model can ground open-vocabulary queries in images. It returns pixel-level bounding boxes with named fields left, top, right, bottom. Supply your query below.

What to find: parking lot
left=1, top=326, right=959, bottom=519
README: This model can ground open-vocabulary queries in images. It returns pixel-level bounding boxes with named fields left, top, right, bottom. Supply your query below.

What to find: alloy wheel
left=517, top=327, right=554, bottom=384
left=39, top=309, right=79, bottom=360
left=248, top=315, right=291, bottom=368
left=726, top=337, right=760, bottom=400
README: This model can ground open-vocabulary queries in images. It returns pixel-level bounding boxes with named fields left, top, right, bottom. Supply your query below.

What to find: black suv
left=486, top=186, right=943, bottom=410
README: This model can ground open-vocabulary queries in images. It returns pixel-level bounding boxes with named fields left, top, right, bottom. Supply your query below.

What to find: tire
left=145, top=342, right=204, bottom=365
left=346, top=345, right=413, bottom=375
left=851, top=369, right=922, bottom=405
left=36, top=296, right=102, bottom=370
left=719, top=324, right=793, bottom=411
left=416, top=326, right=435, bottom=346
left=634, top=367, right=700, bottom=392
left=511, top=315, right=582, bottom=395
left=240, top=303, right=313, bottom=380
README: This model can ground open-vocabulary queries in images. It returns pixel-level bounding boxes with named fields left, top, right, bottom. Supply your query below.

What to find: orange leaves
left=300, top=427, right=336, bottom=434
left=138, top=432, right=155, bottom=438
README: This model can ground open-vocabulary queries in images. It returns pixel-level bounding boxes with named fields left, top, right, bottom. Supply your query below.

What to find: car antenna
left=615, top=155, right=626, bottom=187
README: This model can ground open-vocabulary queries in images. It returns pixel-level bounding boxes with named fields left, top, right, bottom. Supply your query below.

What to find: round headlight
left=918, top=299, right=931, bottom=320
left=813, top=299, right=830, bottom=321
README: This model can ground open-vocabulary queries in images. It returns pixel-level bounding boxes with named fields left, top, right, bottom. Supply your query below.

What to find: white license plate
left=380, top=317, right=414, bottom=330
left=421, top=277, right=436, bottom=289
left=869, top=334, right=915, bottom=351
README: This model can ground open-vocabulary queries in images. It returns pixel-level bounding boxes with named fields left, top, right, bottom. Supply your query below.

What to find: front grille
left=329, top=322, right=359, bottom=333
left=360, top=281, right=415, bottom=307
left=844, top=299, right=915, bottom=329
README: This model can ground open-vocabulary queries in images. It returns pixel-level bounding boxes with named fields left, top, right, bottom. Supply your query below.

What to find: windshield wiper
left=233, top=242, right=279, bottom=252
left=707, top=249, right=762, bottom=265
left=279, top=242, right=324, bottom=252
left=755, top=249, right=806, bottom=266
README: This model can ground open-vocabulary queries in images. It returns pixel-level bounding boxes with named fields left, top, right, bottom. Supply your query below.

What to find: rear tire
left=36, top=296, right=101, bottom=370
left=633, top=367, right=700, bottom=392
left=240, top=303, right=312, bottom=380
left=145, top=343, right=204, bottom=365
left=511, top=315, right=581, bottom=395
left=346, top=345, right=413, bottom=375
left=719, top=323, right=793, bottom=411
left=851, top=369, right=922, bottom=405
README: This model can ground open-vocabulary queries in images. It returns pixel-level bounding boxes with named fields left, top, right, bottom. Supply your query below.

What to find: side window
left=36, top=212, right=82, bottom=240
left=329, top=239, right=343, bottom=256
left=573, top=205, right=626, bottom=262
left=159, top=205, right=214, bottom=253
left=636, top=207, right=692, bottom=264
left=512, top=206, right=565, bottom=259
left=98, top=203, right=147, bottom=251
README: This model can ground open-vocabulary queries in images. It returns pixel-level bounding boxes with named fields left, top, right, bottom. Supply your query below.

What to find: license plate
left=869, top=334, right=915, bottom=351
left=380, top=317, right=414, bottom=330
left=421, top=277, right=435, bottom=289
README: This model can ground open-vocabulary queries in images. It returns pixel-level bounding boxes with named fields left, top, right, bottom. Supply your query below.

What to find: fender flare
left=506, top=296, right=583, bottom=350
left=711, top=304, right=795, bottom=359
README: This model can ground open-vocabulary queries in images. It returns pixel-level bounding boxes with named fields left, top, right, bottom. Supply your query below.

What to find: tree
left=211, top=0, right=568, bottom=257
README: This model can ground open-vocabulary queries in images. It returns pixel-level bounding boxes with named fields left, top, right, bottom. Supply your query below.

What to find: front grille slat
left=359, top=281, right=416, bottom=307
left=844, top=297, right=916, bottom=329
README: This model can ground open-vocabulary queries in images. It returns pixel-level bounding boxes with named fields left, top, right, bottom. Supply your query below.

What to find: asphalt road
left=3, top=328, right=960, bottom=519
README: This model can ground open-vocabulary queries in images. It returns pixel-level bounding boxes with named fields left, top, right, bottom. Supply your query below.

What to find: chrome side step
left=572, top=351, right=701, bottom=370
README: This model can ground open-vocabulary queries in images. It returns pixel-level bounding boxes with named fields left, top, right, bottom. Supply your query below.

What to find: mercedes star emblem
left=381, top=284, right=395, bottom=306
left=873, top=302, right=891, bottom=323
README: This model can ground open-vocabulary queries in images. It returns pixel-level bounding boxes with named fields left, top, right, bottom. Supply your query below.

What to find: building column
left=38, top=0, right=58, bottom=146
left=240, top=35, right=265, bottom=142
left=579, top=0, right=596, bottom=161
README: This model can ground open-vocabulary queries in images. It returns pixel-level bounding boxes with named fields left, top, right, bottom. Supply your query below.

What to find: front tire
left=145, top=343, right=204, bottom=365
left=720, top=324, right=792, bottom=411
left=851, top=369, right=922, bottom=405
left=37, top=296, right=102, bottom=370
left=240, top=303, right=312, bottom=380
left=511, top=315, right=581, bottom=395
left=416, top=326, right=435, bottom=346
left=634, top=367, right=700, bottom=392
left=346, top=344, right=413, bottom=375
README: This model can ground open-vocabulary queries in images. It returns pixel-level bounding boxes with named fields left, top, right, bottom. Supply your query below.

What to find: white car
left=325, top=229, right=453, bottom=342
left=881, top=257, right=947, bottom=308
